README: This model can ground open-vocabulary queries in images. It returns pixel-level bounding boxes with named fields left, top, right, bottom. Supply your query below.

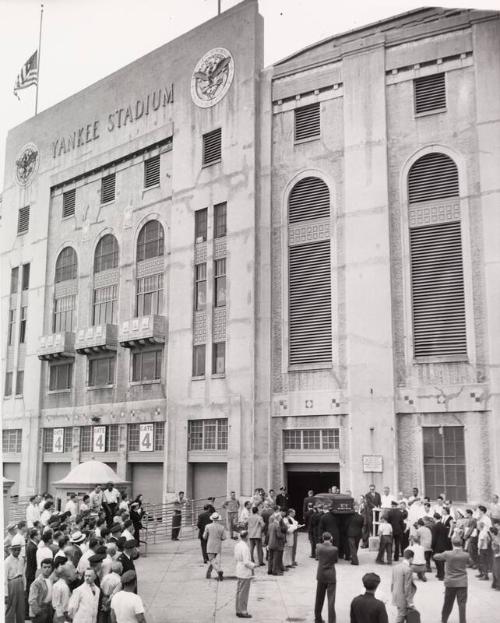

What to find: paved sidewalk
left=136, top=536, right=499, bottom=622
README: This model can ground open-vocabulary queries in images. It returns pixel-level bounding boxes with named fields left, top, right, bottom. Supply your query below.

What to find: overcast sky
left=0, top=0, right=496, bottom=187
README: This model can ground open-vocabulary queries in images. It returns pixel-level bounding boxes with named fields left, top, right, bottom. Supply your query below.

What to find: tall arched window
left=93, top=235, right=119, bottom=325
left=408, top=152, right=466, bottom=358
left=53, top=247, right=78, bottom=332
left=136, top=220, right=165, bottom=317
left=288, top=177, right=332, bottom=365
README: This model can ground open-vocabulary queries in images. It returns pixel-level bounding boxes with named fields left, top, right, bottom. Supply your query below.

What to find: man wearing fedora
left=5, top=543, right=25, bottom=623
left=203, top=512, right=226, bottom=581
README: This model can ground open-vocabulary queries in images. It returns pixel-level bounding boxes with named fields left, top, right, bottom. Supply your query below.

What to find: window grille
left=283, top=429, right=339, bottom=450
left=108, top=424, right=119, bottom=451
left=22, top=264, right=30, bottom=290
left=62, top=189, right=76, bottom=218
left=8, top=310, right=15, bottom=346
left=80, top=426, right=92, bottom=452
left=53, top=294, right=76, bottom=333
left=288, top=177, right=330, bottom=223
left=136, top=221, right=164, bottom=261
left=43, top=428, right=54, bottom=452
left=128, top=424, right=140, bottom=451
left=408, top=153, right=458, bottom=204
left=11, top=267, right=19, bottom=294
left=144, top=155, right=160, bottom=188
left=303, top=429, right=321, bottom=449
left=192, top=344, right=206, bottom=377
left=154, top=422, right=165, bottom=451
left=414, top=73, right=446, bottom=114
left=55, top=247, right=78, bottom=283
left=136, top=274, right=163, bottom=316
left=214, top=203, right=227, bottom=238
left=214, top=259, right=226, bottom=307
left=15, top=371, right=24, bottom=396
left=294, top=102, right=320, bottom=141
left=188, top=418, right=228, bottom=451
left=49, top=362, right=73, bottom=391
left=80, top=425, right=118, bottom=452
left=127, top=422, right=163, bottom=451
left=212, top=342, right=225, bottom=375
left=195, top=209, right=208, bottom=242
left=88, top=356, right=115, bottom=386
left=94, top=235, right=119, bottom=273
left=4, top=372, right=13, bottom=397
left=64, top=428, right=73, bottom=452
left=132, top=348, right=162, bottom=382
left=93, top=285, right=118, bottom=325
left=202, top=128, right=222, bottom=166
left=19, top=307, right=27, bottom=343
left=423, top=426, right=466, bottom=501
left=18, top=206, right=30, bottom=234
left=2, top=429, right=22, bottom=453
left=101, top=173, right=116, bottom=204
left=194, top=264, right=207, bottom=311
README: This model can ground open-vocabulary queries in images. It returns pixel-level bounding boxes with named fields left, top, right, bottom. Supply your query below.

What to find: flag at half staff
left=14, top=51, right=38, bottom=99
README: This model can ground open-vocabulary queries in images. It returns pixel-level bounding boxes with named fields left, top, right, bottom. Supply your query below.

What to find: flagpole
left=35, top=3, right=44, bottom=115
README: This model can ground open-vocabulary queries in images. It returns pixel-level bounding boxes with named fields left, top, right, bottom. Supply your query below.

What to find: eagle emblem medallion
left=16, top=143, right=39, bottom=186
left=191, top=48, right=234, bottom=108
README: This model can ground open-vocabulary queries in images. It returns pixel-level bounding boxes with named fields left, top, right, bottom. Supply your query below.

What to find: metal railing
left=5, top=496, right=30, bottom=525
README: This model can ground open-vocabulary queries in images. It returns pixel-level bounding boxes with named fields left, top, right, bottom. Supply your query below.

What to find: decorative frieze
left=289, top=217, right=330, bottom=246
left=409, top=200, right=460, bottom=228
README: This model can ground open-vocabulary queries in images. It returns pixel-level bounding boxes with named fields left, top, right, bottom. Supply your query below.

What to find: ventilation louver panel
left=410, top=221, right=466, bottom=358
left=203, top=128, right=222, bottom=166
left=62, top=189, right=76, bottom=218
left=101, top=173, right=116, bottom=204
left=295, top=103, right=320, bottom=141
left=289, top=240, right=332, bottom=365
left=289, top=177, right=330, bottom=223
left=414, top=73, right=446, bottom=114
left=17, top=206, right=30, bottom=234
left=144, top=155, right=160, bottom=188
left=408, top=153, right=458, bottom=204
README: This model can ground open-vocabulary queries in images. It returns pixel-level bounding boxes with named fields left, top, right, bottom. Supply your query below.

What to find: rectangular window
left=10, top=267, right=19, bottom=294
left=53, top=294, right=76, bottom=333
left=423, top=426, right=466, bottom=501
left=294, top=102, right=321, bottom=141
left=212, top=341, right=225, bottom=375
left=202, top=128, right=221, bottom=166
left=93, top=285, right=118, bottom=325
left=283, top=429, right=340, bottom=450
left=188, top=418, right=228, bottom=451
left=414, top=73, right=446, bottom=114
left=195, top=208, right=208, bottom=243
left=80, top=425, right=118, bottom=452
left=17, top=206, right=30, bottom=234
left=214, top=258, right=226, bottom=307
left=192, top=344, right=206, bottom=377
left=214, top=202, right=227, bottom=238
left=49, top=362, right=73, bottom=391
left=8, top=310, right=15, bottom=346
left=194, top=263, right=207, bottom=311
left=2, top=429, right=22, bottom=453
left=15, top=371, right=24, bottom=396
left=132, top=348, right=162, bottom=382
left=62, top=189, right=76, bottom=218
left=136, top=274, right=163, bottom=316
left=42, top=427, right=72, bottom=453
left=144, top=155, right=160, bottom=188
left=4, top=372, right=13, bottom=397
left=19, top=307, right=27, bottom=343
left=88, top=356, right=115, bottom=386
left=127, top=422, right=164, bottom=451
left=22, top=264, right=30, bottom=290
left=101, top=173, right=116, bottom=204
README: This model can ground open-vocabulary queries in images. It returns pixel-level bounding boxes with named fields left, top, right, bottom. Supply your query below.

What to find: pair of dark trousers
left=199, top=537, right=208, bottom=563
left=235, top=577, right=252, bottom=614
left=32, top=604, right=54, bottom=623
left=314, top=581, right=336, bottom=623
left=348, top=537, right=360, bottom=564
left=393, top=535, right=402, bottom=560
left=424, top=549, right=432, bottom=571
left=435, top=558, right=445, bottom=579
left=441, top=586, right=467, bottom=623
left=292, top=530, right=298, bottom=563
left=268, top=548, right=283, bottom=575
left=171, top=510, right=181, bottom=539
left=376, top=535, right=392, bottom=563
left=249, top=538, right=263, bottom=564
left=309, top=534, right=316, bottom=557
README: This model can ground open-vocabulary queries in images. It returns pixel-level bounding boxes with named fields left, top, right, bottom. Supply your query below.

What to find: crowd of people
left=4, top=483, right=148, bottom=623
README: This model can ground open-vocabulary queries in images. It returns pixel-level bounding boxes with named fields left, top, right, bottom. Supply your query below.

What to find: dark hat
left=123, top=539, right=137, bottom=550
left=54, top=556, right=68, bottom=567
left=89, top=553, right=106, bottom=564
left=391, top=501, right=398, bottom=506
left=110, top=523, right=122, bottom=534
left=433, top=512, right=442, bottom=520
left=121, top=570, right=136, bottom=585
left=95, top=545, right=108, bottom=555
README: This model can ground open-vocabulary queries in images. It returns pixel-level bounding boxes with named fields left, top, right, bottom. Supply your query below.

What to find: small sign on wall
left=139, top=423, right=154, bottom=452
left=53, top=428, right=64, bottom=453
left=362, top=454, right=383, bottom=473
left=93, top=426, right=106, bottom=453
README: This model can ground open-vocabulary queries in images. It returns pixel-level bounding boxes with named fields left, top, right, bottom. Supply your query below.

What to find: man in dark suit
left=387, top=501, right=406, bottom=561
left=347, top=508, right=364, bottom=565
left=319, top=507, right=340, bottom=548
left=197, top=504, right=213, bottom=563
left=432, top=513, right=450, bottom=580
left=276, top=487, right=289, bottom=512
left=118, top=539, right=138, bottom=592
left=303, top=490, right=316, bottom=520
left=25, top=529, right=39, bottom=616
left=314, top=531, right=338, bottom=623
left=364, top=484, right=382, bottom=545
left=350, top=572, right=388, bottom=623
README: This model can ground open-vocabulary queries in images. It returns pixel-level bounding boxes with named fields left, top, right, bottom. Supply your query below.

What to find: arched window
left=408, top=153, right=466, bottom=358
left=288, top=177, right=332, bottom=365
left=136, top=220, right=164, bottom=262
left=55, top=247, right=77, bottom=283
left=94, top=235, right=119, bottom=273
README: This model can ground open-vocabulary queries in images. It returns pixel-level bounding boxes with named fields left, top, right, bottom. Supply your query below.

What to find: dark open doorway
left=287, top=470, right=340, bottom=523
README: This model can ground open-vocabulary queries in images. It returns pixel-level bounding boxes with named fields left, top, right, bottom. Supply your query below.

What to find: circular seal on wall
left=15, top=143, right=40, bottom=186
left=191, top=47, right=234, bottom=108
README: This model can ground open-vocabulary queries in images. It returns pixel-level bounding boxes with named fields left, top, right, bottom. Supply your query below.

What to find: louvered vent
left=144, top=155, right=160, bottom=188
left=408, top=153, right=458, bottom=204
left=62, top=189, right=76, bottom=218
left=202, top=128, right=222, bottom=166
left=410, top=221, right=466, bottom=358
left=289, top=177, right=329, bottom=224
left=414, top=73, right=446, bottom=114
left=289, top=240, right=332, bottom=365
left=295, top=103, right=320, bottom=141
left=17, top=206, right=30, bottom=234
left=101, top=173, right=116, bottom=204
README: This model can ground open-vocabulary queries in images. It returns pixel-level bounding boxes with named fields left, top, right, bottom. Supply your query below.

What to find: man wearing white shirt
left=381, top=487, right=397, bottom=510
left=110, top=570, right=146, bottom=623
left=77, top=538, right=100, bottom=576
left=68, top=568, right=100, bottom=623
left=26, top=496, right=41, bottom=528
left=89, top=485, right=103, bottom=512
left=65, top=493, right=78, bottom=519
left=37, top=532, right=54, bottom=569
left=234, top=530, right=255, bottom=619
left=11, top=521, right=27, bottom=560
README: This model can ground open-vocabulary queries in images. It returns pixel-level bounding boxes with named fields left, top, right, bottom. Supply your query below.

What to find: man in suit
left=25, top=529, right=39, bottom=614
left=347, top=507, right=364, bottom=565
left=434, top=536, right=470, bottom=623
left=118, top=539, right=137, bottom=592
left=391, top=549, right=416, bottom=623
left=303, top=490, right=316, bottom=520
left=319, top=507, right=340, bottom=548
left=364, top=484, right=382, bottom=546
left=204, top=512, right=226, bottom=581
left=28, top=558, right=54, bottom=623
left=350, top=572, right=388, bottom=623
left=276, top=486, right=289, bottom=512
left=314, top=531, right=338, bottom=623
left=267, top=511, right=287, bottom=575
left=432, top=512, right=450, bottom=580
left=197, top=504, right=213, bottom=563
left=387, top=501, right=406, bottom=561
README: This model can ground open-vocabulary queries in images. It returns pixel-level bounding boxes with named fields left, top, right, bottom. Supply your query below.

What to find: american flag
left=14, top=51, right=38, bottom=99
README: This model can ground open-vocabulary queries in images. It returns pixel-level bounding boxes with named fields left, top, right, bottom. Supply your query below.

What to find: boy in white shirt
left=375, top=515, right=393, bottom=564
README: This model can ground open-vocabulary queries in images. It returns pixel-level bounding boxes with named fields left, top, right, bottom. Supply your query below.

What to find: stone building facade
left=2, top=2, right=499, bottom=510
